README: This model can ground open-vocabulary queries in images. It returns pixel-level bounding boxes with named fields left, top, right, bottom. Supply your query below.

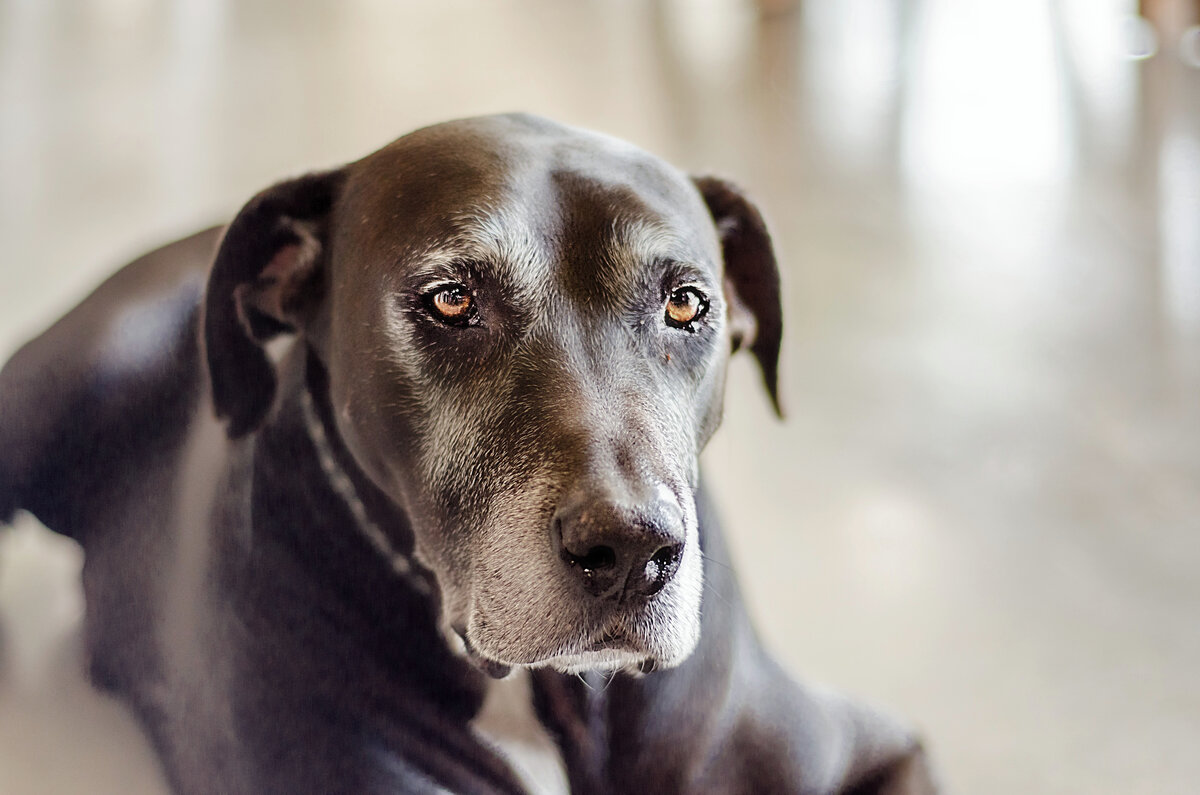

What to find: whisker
left=700, top=552, right=735, bottom=573
left=599, top=671, right=616, bottom=693
left=702, top=577, right=734, bottom=610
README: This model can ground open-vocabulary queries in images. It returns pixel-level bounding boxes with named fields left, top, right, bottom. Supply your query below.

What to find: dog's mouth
left=453, top=624, right=657, bottom=679
left=437, top=520, right=705, bottom=678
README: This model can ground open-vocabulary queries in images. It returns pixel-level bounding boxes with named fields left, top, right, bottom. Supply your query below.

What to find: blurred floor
left=1, top=0, right=1199, bottom=793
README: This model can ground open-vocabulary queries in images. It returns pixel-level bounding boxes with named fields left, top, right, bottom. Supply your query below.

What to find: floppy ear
left=203, top=168, right=346, bottom=438
left=691, top=176, right=784, bottom=417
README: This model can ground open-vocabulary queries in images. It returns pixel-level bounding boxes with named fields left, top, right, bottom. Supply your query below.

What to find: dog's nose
left=553, top=489, right=685, bottom=601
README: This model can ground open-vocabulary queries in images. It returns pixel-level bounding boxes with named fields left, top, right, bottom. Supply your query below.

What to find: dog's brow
left=405, top=209, right=545, bottom=282
left=397, top=208, right=559, bottom=325
left=611, top=218, right=696, bottom=270
left=455, top=206, right=543, bottom=268
left=599, top=218, right=716, bottom=302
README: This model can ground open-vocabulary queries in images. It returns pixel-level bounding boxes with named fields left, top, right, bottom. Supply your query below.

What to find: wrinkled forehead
left=334, top=116, right=721, bottom=294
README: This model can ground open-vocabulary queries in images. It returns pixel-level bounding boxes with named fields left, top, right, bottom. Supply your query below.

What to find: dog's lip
left=458, top=624, right=650, bottom=676
left=583, top=629, right=629, bottom=652
left=458, top=633, right=514, bottom=679
left=532, top=647, right=653, bottom=675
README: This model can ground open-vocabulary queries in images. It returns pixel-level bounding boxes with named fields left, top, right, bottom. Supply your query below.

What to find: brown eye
left=665, top=286, right=708, bottom=329
left=425, top=284, right=476, bottom=325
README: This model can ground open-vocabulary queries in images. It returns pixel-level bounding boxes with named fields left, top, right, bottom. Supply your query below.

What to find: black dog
left=0, top=114, right=936, bottom=794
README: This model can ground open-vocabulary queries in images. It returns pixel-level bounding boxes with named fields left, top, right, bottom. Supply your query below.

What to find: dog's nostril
left=651, top=545, right=677, bottom=570
left=643, top=545, right=681, bottom=595
left=565, top=544, right=616, bottom=573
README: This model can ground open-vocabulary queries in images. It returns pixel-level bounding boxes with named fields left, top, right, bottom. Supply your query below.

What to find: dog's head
left=204, top=114, right=781, bottom=674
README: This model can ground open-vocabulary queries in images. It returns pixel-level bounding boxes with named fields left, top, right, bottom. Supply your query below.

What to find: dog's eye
left=665, top=286, right=708, bottom=329
left=424, top=284, right=476, bottom=326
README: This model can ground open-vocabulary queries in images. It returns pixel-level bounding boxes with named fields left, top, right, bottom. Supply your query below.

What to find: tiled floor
left=1, top=1, right=1198, bottom=793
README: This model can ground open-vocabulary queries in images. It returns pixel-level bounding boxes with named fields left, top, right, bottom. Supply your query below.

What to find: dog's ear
left=203, top=169, right=347, bottom=438
left=692, top=176, right=784, bottom=417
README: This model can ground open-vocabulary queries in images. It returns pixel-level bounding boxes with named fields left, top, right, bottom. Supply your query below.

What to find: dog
left=0, top=114, right=936, bottom=794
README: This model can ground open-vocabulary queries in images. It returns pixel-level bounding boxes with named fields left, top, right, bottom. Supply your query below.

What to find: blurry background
left=1, top=0, right=1198, bottom=792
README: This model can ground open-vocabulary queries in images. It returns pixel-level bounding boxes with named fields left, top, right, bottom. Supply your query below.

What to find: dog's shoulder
left=0, top=227, right=220, bottom=537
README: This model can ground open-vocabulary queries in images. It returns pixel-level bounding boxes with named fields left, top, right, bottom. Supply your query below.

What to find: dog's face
left=204, top=114, right=781, bottom=675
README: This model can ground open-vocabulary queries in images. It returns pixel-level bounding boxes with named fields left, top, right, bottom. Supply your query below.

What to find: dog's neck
left=259, top=347, right=443, bottom=601
left=243, top=346, right=488, bottom=694
left=297, top=365, right=432, bottom=597
left=295, top=352, right=528, bottom=681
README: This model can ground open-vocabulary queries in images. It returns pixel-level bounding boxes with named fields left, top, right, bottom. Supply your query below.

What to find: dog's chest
left=471, top=670, right=570, bottom=795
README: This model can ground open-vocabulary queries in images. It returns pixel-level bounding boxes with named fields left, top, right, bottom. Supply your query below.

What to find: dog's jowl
left=0, top=114, right=937, bottom=794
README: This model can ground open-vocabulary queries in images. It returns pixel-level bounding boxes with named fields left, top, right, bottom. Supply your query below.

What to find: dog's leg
left=844, top=743, right=939, bottom=795
left=0, top=447, right=13, bottom=526
left=0, top=227, right=220, bottom=540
